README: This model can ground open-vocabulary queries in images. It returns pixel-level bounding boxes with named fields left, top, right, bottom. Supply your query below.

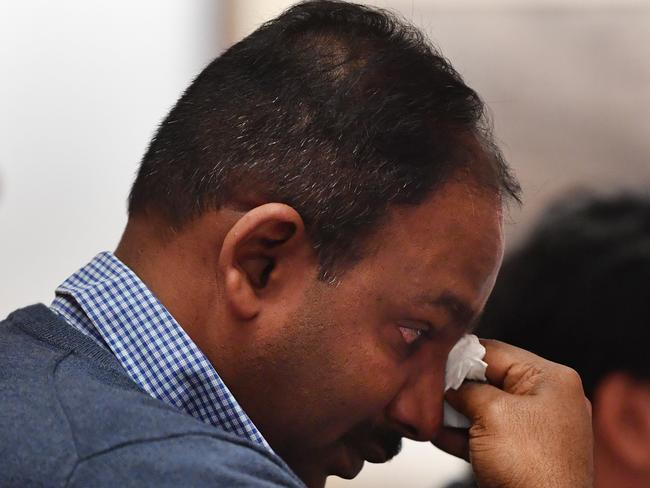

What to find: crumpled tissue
left=443, top=334, right=487, bottom=428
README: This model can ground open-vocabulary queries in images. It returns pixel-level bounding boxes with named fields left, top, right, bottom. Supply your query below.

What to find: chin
left=290, top=445, right=365, bottom=488
left=329, top=443, right=366, bottom=480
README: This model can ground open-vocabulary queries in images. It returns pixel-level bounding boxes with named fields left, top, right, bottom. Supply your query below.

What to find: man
left=474, top=193, right=650, bottom=488
left=0, top=2, right=593, bottom=487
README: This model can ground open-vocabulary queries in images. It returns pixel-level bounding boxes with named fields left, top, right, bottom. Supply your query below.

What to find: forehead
left=390, top=177, right=503, bottom=260
left=360, top=176, right=504, bottom=317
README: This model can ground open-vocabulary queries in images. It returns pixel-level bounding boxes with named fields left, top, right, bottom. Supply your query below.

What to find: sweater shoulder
left=1, top=306, right=80, bottom=486
left=68, top=434, right=304, bottom=487
left=0, top=306, right=302, bottom=487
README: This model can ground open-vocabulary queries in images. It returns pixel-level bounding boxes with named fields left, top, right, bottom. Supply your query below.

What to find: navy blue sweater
left=0, top=305, right=304, bottom=487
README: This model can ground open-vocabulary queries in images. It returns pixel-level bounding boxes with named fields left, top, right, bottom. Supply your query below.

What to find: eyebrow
left=417, top=291, right=478, bottom=331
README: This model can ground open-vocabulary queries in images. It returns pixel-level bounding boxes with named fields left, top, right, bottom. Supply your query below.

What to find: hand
left=433, top=340, right=593, bottom=488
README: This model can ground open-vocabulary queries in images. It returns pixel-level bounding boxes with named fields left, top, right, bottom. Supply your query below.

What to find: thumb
left=432, top=426, right=470, bottom=461
left=434, top=382, right=506, bottom=462
left=445, top=381, right=504, bottom=421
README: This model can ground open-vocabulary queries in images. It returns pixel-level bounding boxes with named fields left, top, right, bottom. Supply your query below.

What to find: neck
left=114, top=214, right=216, bottom=349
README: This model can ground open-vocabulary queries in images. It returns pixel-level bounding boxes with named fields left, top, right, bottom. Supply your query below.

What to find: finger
left=480, top=339, right=549, bottom=389
left=445, top=381, right=503, bottom=420
left=432, top=426, right=469, bottom=461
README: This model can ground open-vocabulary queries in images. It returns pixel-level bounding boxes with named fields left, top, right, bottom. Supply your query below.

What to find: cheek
left=282, top=284, right=406, bottom=443
left=303, top=338, right=406, bottom=444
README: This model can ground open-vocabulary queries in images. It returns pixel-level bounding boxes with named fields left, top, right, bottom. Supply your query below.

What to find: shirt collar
left=50, top=251, right=271, bottom=451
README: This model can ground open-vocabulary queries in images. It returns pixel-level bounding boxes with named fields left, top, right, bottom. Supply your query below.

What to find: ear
left=594, top=372, right=650, bottom=472
left=218, top=203, right=313, bottom=320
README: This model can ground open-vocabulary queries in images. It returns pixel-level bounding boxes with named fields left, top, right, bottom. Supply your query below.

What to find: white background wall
left=1, top=1, right=649, bottom=487
left=0, top=0, right=223, bottom=314
left=230, top=0, right=650, bottom=249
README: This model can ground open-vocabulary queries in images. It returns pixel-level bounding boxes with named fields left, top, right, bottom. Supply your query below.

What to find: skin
left=593, top=373, right=650, bottom=488
left=221, top=177, right=505, bottom=485
left=436, top=340, right=594, bottom=488
left=116, top=171, right=593, bottom=487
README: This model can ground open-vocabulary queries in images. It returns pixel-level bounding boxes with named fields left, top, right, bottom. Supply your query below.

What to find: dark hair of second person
left=476, top=192, right=650, bottom=488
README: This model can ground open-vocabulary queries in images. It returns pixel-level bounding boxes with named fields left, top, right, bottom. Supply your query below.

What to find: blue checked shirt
left=50, top=251, right=271, bottom=451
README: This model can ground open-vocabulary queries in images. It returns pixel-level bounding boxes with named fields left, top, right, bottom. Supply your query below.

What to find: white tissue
left=443, top=334, right=487, bottom=428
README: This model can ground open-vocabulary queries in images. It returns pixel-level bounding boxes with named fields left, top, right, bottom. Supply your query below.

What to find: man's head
left=127, top=0, right=518, bottom=279
left=478, top=193, right=650, bottom=488
left=118, top=1, right=519, bottom=486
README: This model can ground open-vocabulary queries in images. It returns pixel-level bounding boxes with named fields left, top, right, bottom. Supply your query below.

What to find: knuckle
left=503, top=362, right=545, bottom=395
left=585, top=397, right=593, bottom=417
left=557, top=365, right=584, bottom=389
left=552, top=365, right=590, bottom=403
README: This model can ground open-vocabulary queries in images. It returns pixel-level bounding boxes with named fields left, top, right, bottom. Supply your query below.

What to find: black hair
left=478, top=192, right=650, bottom=399
left=128, top=0, right=520, bottom=277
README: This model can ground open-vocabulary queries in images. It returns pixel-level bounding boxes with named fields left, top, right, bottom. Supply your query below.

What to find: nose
left=385, top=365, right=444, bottom=442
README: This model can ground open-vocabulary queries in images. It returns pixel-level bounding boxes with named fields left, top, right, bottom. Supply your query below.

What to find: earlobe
left=218, top=203, right=307, bottom=321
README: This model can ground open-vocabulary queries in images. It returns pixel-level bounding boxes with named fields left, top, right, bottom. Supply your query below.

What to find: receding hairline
left=126, top=0, right=520, bottom=276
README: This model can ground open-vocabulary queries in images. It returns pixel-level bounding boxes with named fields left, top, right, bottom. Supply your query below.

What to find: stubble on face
left=253, top=280, right=407, bottom=485
left=243, top=170, right=505, bottom=487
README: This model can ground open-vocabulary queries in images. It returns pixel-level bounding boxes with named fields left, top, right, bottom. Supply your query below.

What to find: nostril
left=412, top=412, right=443, bottom=442
left=397, top=419, right=438, bottom=442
